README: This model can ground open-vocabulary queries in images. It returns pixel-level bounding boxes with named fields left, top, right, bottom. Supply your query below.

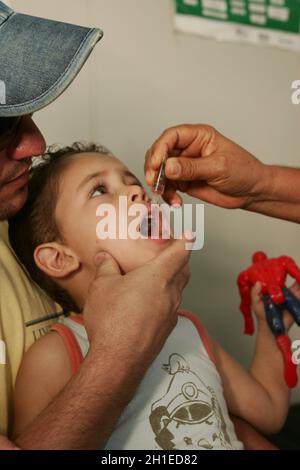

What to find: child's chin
left=128, top=242, right=173, bottom=270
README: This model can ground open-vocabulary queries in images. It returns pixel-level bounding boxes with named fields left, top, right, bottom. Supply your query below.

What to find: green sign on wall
left=174, top=0, right=300, bottom=50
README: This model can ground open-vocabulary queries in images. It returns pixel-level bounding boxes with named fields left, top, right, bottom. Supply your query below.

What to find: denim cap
left=0, top=1, right=103, bottom=117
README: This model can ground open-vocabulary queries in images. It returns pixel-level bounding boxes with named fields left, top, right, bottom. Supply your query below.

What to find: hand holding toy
left=238, top=252, right=300, bottom=388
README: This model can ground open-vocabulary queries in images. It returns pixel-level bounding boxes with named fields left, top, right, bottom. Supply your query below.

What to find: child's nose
left=127, top=185, right=148, bottom=203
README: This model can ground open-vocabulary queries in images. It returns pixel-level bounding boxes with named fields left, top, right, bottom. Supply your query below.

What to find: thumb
left=251, top=281, right=262, bottom=303
left=94, top=252, right=121, bottom=278
left=165, top=156, right=215, bottom=181
left=290, top=281, right=300, bottom=300
left=152, top=231, right=194, bottom=279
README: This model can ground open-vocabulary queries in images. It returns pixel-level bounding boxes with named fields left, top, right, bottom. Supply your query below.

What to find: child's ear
left=34, top=242, right=80, bottom=279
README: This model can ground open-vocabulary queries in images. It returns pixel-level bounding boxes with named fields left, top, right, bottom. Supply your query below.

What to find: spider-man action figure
left=238, top=252, right=300, bottom=388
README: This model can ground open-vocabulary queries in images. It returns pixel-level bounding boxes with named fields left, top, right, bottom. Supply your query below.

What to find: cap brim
left=0, top=3, right=103, bottom=116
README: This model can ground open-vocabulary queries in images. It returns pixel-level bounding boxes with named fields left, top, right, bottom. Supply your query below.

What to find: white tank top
left=52, top=311, right=244, bottom=450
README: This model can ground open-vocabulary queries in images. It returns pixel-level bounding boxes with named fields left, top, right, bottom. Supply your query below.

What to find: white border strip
left=174, top=13, right=300, bottom=51
left=0, top=339, right=6, bottom=365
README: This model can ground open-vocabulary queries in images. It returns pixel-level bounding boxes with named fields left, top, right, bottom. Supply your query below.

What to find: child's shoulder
left=16, top=329, right=73, bottom=398
left=14, top=330, right=73, bottom=437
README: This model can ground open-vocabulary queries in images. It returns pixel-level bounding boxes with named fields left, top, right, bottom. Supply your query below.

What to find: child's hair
left=9, top=141, right=112, bottom=313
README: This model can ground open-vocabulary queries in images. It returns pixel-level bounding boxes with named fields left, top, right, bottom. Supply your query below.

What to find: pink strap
left=178, top=309, right=216, bottom=365
left=69, top=315, right=84, bottom=326
left=51, top=323, right=83, bottom=375
left=51, top=311, right=216, bottom=377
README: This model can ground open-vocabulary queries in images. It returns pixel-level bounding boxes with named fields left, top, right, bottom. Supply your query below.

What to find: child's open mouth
left=138, top=205, right=170, bottom=240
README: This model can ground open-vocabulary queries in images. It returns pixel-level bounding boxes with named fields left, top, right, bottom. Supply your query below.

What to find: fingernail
left=168, top=161, right=180, bottom=176
left=172, top=203, right=181, bottom=208
left=184, top=229, right=195, bottom=241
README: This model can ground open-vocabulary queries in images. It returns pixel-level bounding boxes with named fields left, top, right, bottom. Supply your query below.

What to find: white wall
left=12, top=0, right=300, bottom=402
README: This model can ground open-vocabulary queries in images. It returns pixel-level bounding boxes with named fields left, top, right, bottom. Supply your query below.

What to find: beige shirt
left=0, top=221, right=63, bottom=436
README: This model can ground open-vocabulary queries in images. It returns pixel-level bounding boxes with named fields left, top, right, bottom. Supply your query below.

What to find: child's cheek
left=104, top=239, right=146, bottom=273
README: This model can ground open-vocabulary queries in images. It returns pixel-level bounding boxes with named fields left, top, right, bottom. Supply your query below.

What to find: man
left=0, top=2, right=191, bottom=449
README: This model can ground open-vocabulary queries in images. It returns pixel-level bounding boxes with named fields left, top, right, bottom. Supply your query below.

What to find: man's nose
left=7, top=115, right=46, bottom=160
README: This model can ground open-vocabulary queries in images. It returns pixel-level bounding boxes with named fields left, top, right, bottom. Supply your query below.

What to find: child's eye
left=91, top=185, right=106, bottom=198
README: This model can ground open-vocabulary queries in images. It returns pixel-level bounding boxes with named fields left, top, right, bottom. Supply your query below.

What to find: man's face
left=0, top=115, right=46, bottom=219
left=55, top=152, right=173, bottom=275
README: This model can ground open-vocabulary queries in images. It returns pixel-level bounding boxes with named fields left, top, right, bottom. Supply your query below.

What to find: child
left=9, top=142, right=294, bottom=450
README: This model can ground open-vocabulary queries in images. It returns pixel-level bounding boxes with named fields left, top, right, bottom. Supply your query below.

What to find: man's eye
left=91, top=185, right=106, bottom=198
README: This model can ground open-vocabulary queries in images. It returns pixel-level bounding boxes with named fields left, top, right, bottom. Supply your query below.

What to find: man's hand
left=83, top=234, right=191, bottom=373
left=145, top=124, right=269, bottom=209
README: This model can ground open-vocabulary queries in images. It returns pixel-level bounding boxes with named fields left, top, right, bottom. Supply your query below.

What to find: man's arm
left=14, top=236, right=191, bottom=449
left=14, top=332, right=142, bottom=449
left=247, top=166, right=300, bottom=223
left=145, top=124, right=300, bottom=223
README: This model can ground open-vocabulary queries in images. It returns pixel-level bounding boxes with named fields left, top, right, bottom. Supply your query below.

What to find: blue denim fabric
left=0, top=1, right=103, bottom=117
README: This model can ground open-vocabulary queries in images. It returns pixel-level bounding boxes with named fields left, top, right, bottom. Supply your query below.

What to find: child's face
left=54, top=152, right=173, bottom=274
